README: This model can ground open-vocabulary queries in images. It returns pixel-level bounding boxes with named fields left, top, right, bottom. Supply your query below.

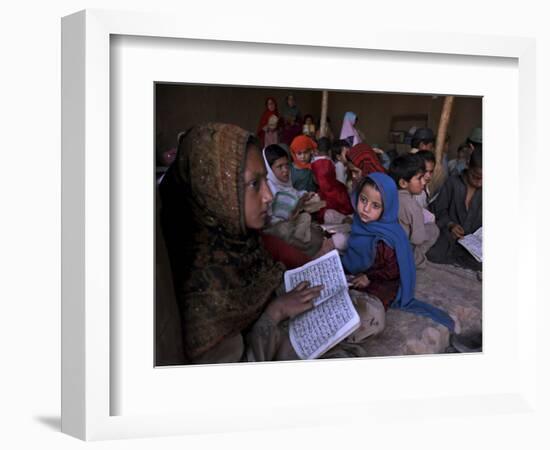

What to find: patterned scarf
left=347, top=143, right=386, bottom=176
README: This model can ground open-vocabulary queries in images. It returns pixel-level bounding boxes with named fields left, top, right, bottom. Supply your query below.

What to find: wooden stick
left=319, top=90, right=328, bottom=138
left=430, top=95, right=454, bottom=193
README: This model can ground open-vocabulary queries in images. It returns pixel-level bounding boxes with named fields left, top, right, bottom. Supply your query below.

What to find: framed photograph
left=62, top=9, right=538, bottom=441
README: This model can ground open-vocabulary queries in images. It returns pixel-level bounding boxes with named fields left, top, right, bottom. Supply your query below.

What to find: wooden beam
left=430, top=95, right=454, bottom=193
left=319, top=90, right=328, bottom=138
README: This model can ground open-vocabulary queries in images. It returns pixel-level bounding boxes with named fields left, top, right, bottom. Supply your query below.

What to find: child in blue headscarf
left=342, top=172, right=455, bottom=331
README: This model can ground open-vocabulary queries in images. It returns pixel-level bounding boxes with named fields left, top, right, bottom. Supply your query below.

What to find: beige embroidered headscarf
left=161, top=123, right=284, bottom=360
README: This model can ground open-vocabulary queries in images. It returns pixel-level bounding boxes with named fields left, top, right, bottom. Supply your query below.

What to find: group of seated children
left=256, top=105, right=483, bottom=278
left=253, top=97, right=482, bottom=349
left=333, top=144, right=481, bottom=346
left=159, top=117, right=484, bottom=362
left=159, top=122, right=467, bottom=364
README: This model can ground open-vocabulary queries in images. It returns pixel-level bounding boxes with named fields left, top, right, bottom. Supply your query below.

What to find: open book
left=458, top=227, right=482, bottom=263
left=284, top=250, right=360, bottom=360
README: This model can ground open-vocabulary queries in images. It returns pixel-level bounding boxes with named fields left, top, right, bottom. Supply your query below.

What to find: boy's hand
left=449, top=223, right=465, bottom=240
left=350, top=274, right=371, bottom=289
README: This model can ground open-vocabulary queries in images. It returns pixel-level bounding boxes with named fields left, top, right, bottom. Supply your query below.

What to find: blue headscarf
left=341, top=172, right=455, bottom=331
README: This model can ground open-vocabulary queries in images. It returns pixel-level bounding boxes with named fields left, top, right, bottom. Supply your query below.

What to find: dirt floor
left=359, top=261, right=482, bottom=356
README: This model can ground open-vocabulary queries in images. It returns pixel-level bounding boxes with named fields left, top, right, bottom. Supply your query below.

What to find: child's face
left=305, top=117, right=313, bottom=125
left=400, top=171, right=426, bottom=195
left=271, top=156, right=290, bottom=183
left=466, top=167, right=483, bottom=189
left=423, top=161, right=435, bottom=184
left=419, top=141, right=434, bottom=152
left=295, top=149, right=312, bottom=164
left=357, top=184, right=383, bottom=223
left=244, top=147, right=273, bottom=230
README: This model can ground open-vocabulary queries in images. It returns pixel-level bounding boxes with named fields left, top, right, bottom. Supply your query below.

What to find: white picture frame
left=61, top=9, right=540, bottom=441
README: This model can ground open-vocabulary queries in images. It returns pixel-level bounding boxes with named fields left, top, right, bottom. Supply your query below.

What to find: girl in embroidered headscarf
left=257, top=97, right=280, bottom=147
left=261, top=144, right=332, bottom=265
left=159, top=123, right=324, bottom=363
left=342, top=172, right=456, bottom=331
left=339, top=111, right=362, bottom=147
left=289, top=135, right=318, bottom=192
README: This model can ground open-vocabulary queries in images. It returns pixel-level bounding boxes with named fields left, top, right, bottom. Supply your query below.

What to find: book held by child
left=458, top=227, right=482, bottom=263
left=284, top=250, right=360, bottom=359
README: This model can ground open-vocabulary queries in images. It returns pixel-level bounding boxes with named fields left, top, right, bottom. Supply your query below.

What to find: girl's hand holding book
left=266, top=281, right=324, bottom=323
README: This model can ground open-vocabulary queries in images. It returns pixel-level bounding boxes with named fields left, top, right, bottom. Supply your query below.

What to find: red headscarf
left=310, top=158, right=353, bottom=222
left=289, top=135, right=317, bottom=169
left=347, top=143, right=386, bottom=176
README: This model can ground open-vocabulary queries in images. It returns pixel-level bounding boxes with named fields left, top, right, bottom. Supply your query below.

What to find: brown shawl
left=160, top=123, right=284, bottom=360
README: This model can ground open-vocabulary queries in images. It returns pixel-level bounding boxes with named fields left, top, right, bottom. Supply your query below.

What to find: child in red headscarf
left=311, top=138, right=354, bottom=224
left=289, top=135, right=318, bottom=192
left=346, top=143, right=387, bottom=191
left=257, top=97, right=280, bottom=147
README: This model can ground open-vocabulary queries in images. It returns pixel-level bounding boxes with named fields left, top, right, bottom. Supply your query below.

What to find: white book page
left=289, top=289, right=360, bottom=360
left=473, top=227, right=483, bottom=239
left=458, top=227, right=483, bottom=262
left=284, top=249, right=347, bottom=306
